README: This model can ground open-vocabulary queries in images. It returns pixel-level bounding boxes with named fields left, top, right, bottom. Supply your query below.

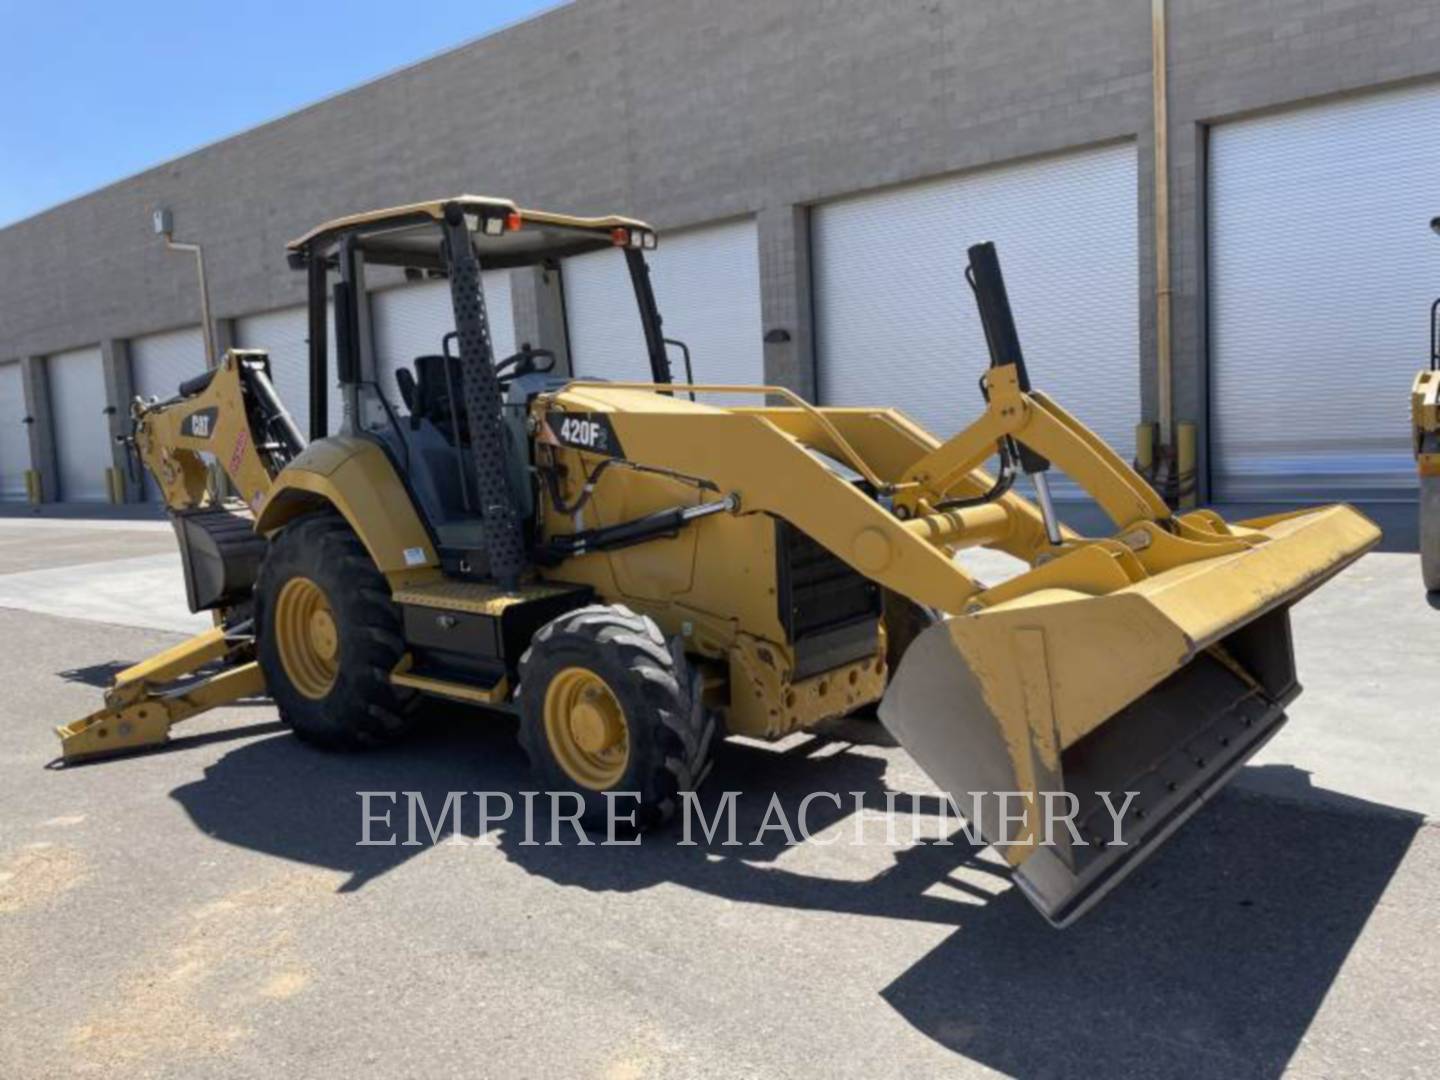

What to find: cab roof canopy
left=286, top=195, right=658, bottom=272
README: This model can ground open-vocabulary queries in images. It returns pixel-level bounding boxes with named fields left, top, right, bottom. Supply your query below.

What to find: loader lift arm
left=543, top=240, right=1378, bottom=926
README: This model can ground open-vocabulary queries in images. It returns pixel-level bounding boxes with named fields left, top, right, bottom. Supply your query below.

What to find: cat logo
left=181, top=407, right=219, bottom=441
left=545, top=411, right=624, bottom=458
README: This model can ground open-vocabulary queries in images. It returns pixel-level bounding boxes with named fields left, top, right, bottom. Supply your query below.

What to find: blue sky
left=0, top=0, right=556, bottom=226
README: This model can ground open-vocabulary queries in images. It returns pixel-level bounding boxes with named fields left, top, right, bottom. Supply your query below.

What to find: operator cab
left=285, top=196, right=673, bottom=579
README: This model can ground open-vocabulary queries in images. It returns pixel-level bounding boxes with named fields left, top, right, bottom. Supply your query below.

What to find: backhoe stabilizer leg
left=55, top=628, right=266, bottom=763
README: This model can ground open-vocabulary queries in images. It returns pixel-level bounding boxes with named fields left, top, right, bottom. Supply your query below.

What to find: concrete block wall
left=1, top=0, right=1439, bottom=501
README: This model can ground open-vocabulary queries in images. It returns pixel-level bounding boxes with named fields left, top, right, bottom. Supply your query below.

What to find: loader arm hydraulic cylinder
left=968, top=241, right=1032, bottom=392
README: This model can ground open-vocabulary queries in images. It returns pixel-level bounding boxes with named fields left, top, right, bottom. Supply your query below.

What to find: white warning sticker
left=402, top=546, right=428, bottom=567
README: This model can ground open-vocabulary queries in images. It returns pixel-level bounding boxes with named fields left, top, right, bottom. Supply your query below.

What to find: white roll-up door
left=235, top=305, right=343, bottom=438
left=814, top=142, right=1140, bottom=499
left=130, top=327, right=206, bottom=501
left=130, top=326, right=205, bottom=404
left=47, top=346, right=110, bottom=502
left=564, top=219, right=764, bottom=397
left=1209, top=81, right=1440, bottom=502
left=0, top=362, right=31, bottom=501
left=371, top=274, right=514, bottom=409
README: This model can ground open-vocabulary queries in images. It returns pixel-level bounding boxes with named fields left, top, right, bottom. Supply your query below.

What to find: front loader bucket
left=879, top=503, right=1379, bottom=926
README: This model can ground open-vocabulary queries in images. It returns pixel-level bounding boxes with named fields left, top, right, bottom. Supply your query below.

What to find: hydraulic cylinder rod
left=902, top=502, right=1011, bottom=549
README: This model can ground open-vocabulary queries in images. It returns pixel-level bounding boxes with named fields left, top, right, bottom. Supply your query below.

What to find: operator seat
left=404, top=354, right=468, bottom=441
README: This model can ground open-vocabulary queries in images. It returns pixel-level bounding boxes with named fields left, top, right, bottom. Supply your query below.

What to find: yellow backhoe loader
left=57, top=195, right=1378, bottom=925
left=1412, top=216, right=1440, bottom=591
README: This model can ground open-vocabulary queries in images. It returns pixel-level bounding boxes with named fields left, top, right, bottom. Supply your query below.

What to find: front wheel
left=256, top=511, right=417, bottom=748
left=517, top=604, right=717, bottom=828
left=1422, top=473, right=1440, bottom=592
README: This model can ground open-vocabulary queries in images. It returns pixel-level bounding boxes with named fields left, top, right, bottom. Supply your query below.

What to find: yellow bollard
left=1177, top=421, right=1198, bottom=509
left=1135, top=422, right=1157, bottom=480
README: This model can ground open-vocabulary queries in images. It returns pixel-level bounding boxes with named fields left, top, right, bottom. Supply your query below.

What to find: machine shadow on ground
left=165, top=704, right=1422, bottom=1079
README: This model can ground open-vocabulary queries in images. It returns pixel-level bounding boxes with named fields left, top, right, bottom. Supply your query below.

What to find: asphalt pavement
left=0, top=510, right=1436, bottom=1079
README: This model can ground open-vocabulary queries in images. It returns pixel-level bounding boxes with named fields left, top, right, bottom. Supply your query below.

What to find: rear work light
left=611, top=227, right=658, bottom=250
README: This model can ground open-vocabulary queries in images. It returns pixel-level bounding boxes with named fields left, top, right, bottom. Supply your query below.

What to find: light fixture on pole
left=152, top=207, right=217, bottom=367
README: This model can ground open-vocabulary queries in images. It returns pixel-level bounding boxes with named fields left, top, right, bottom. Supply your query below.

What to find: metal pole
left=163, top=237, right=218, bottom=367
left=1152, top=0, right=1173, bottom=448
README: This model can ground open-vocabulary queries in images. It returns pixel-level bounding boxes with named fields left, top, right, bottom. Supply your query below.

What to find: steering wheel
left=495, top=345, right=556, bottom=381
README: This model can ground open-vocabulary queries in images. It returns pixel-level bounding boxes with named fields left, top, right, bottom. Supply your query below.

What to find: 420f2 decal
left=546, top=412, right=624, bottom=458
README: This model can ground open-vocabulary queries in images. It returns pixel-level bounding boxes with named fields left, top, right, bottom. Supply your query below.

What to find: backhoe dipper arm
left=132, top=349, right=298, bottom=512
left=57, top=348, right=293, bottom=764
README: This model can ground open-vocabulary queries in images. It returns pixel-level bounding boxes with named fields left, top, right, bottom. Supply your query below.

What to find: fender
left=255, top=436, right=440, bottom=585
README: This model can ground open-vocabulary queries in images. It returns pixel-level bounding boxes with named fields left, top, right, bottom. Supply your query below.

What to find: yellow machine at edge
left=1411, top=216, right=1440, bottom=591
left=57, top=195, right=1379, bottom=926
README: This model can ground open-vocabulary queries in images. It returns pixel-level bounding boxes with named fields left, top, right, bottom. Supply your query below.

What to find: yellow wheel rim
left=275, top=576, right=339, bottom=700
left=543, top=666, right=629, bottom=790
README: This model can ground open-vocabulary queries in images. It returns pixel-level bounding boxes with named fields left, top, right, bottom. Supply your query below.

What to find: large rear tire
left=1423, top=474, right=1440, bottom=592
left=256, top=511, right=417, bottom=748
left=517, top=604, right=717, bottom=829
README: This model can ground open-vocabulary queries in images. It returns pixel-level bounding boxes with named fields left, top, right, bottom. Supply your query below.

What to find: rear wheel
left=256, top=511, right=417, bottom=748
left=1422, top=474, right=1440, bottom=592
left=517, top=604, right=717, bottom=828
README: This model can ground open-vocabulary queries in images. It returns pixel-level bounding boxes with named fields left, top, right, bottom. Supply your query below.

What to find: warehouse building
left=1, top=0, right=1438, bottom=510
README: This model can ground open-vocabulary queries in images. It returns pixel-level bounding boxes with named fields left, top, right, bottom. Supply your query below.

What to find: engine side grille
left=775, top=519, right=882, bottom=680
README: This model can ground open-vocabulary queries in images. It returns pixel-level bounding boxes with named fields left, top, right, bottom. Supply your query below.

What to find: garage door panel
left=0, top=362, right=30, bottom=501
left=565, top=219, right=764, bottom=401
left=130, top=327, right=206, bottom=501
left=563, top=253, right=647, bottom=379
left=236, top=305, right=342, bottom=439
left=371, top=273, right=514, bottom=409
left=814, top=142, right=1140, bottom=501
left=130, top=326, right=205, bottom=404
left=47, top=346, right=109, bottom=503
left=1209, top=81, right=1440, bottom=501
